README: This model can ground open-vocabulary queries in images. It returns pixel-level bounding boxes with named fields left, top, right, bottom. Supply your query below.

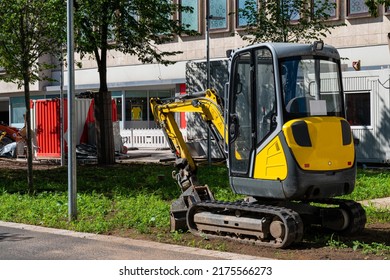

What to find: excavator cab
left=227, top=43, right=356, bottom=201
left=151, top=42, right=366, bottom=248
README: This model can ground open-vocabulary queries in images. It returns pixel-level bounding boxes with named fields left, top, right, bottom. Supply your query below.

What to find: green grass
left=326, top=233, right=390, bottom=257
left=0, top=163, right=389, bottom=256
left=344, top=169, right=390, bottom=201
left=0, top=163, right=230, bottom=232
left=341, top=168, right=390, bottom=224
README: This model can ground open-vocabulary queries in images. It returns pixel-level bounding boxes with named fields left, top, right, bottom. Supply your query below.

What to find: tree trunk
left=94, top=42, right=115, bottom=165
left=94, top=90, right=115, bottom=165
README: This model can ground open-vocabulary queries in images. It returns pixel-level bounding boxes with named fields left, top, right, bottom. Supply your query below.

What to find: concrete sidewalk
left=0, top=221, right=270, bottom=260
left=360, top=197, right=390, bottom=209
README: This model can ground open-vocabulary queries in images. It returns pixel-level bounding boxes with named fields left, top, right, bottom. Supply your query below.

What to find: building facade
left=0, top=0, right=389, bottom=162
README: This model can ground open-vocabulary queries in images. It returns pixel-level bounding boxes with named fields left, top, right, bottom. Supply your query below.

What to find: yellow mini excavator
left=150, top=42, right=366, bottom=248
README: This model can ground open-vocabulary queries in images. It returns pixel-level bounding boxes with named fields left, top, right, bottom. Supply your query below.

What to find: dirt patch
left=108, top=223, right=390, bottom=260
left=0, top=158, right=61, bottom=170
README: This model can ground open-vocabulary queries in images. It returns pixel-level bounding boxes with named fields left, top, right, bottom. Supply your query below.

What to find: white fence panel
left=121, top=128, right=187, bottom=149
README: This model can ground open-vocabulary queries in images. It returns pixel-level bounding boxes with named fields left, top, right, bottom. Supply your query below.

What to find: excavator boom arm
left=150, top=89, right=226, bottom=174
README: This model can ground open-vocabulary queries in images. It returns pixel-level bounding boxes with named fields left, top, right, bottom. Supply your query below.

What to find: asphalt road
left=0, top=221, right=267, bottom=260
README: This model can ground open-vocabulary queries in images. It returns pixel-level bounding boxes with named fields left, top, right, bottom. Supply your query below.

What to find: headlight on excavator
left=291, top=120, right=312, bottom=147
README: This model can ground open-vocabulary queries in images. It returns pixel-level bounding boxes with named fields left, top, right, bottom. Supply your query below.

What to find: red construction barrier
left=34, top=98, right=117, bottom=158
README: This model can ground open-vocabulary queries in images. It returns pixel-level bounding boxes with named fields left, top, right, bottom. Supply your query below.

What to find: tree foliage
left=239, top=0, right=343, bottom=43
left=0, top=0, right=66, bottom=192
left=365, top=0, right=390, bottom=17
left=73, top=0, right=193, bottom=164
left=0, top=0, right=65, bottom=85
left=74, top=0, right=191, bottom=65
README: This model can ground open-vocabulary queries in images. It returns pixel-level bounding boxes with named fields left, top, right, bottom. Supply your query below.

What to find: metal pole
left=59, top=50, right=64, bottom=167
left=67, top=0, right=77, bottom=221
left=206, top=0, right=210, bottom=90
left=206, top=0, right=212, bottom=164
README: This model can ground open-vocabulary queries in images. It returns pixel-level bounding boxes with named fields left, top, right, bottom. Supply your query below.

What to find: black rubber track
left=187, top=200, right=304, bottom=248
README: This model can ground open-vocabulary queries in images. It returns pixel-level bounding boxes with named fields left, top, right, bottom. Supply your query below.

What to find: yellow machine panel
left=254, top=136, right=288, bottom=180
left=283, top=117, right=355, bottom=171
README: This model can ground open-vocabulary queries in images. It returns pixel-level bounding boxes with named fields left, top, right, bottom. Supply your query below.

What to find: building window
left=123, top=90, right=173, bottom=129
left=113, top=98, right=122, bottom=121
left=313, top=0, right=337, bottom=18
left=236, top=0, right=257, bottom=28
left=10, top=95, right=44, bottom=127
left=125, top=97, right=147, bottom=121
left=10, top=97, right=26, bottom=125
left=180, top=0, right=199, bottom=32
left=210, top=0, right=228, bottom=30
left=262, top=0, right=302, bottom=22
left=237, top=1, right=338, bottom=28
left=347, top=0, right=369, bottom=16
left=286, top=0, right=301, bottom=21
left=346, top=92, right=371, bottom=126
left=112, top=91, right=122, bottom=122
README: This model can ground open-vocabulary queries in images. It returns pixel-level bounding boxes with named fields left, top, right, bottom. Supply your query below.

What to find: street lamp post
left=206, top=0, right=211, bottom=164
left=67, top=0, right=77, bottom=221
left=206, top=0, right=211, bottom=90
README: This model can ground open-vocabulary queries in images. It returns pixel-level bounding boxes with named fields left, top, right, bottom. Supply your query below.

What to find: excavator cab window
left=229, top=51, right=253, bottom=174
left=228, top=47, right=278, bottom=175
left=255, top=48, right=277, bottom=144
left=281, top=57, right=344, bottom=122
